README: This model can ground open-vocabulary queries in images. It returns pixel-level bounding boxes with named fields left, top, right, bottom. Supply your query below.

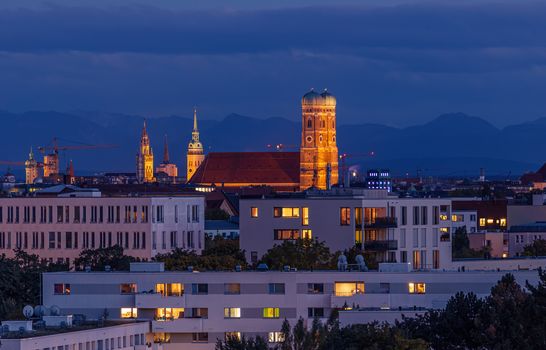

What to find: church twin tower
left=136, top=89, right=338, bottom=189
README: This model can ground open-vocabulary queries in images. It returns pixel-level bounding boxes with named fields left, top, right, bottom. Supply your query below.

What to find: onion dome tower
left=300, top=89, right=339, bottom=190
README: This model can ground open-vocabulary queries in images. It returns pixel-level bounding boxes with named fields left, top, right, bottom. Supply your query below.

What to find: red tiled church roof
left=189, top=152, right=300, bottom=188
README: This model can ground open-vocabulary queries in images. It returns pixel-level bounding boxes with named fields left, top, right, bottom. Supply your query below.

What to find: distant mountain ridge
left=0, top=110, right=542, bottom=178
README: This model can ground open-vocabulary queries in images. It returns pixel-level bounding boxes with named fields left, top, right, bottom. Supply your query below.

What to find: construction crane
left=339, top=151, right=376, bottom=187
left=0, top=160, right=25, bottom=166
left=37, top=137, right=117, bottom=177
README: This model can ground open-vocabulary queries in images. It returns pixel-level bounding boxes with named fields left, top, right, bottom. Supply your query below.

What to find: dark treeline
left=216, top=271, right=546, bottom=350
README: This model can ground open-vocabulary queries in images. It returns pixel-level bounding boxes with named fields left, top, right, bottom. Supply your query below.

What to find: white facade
left=0, top=195, right=205, bottom=263
left=42, top=266, right=543, bottom=350
left=240, top=189, right=453, bottom=269
left=0, top=322, right=150, bottom=350
left=451, top=209, right=478, bottom=233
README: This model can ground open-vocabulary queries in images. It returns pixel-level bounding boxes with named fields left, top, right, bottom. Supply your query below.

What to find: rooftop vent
left=257, top=263, right=268, bottom=271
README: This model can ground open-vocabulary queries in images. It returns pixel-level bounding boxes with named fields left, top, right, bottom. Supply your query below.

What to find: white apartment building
left=41, top=262, right=542, bottom=350
left=0, top=321, right=150, bottom=350
left=451, top=209, right=478, bottom=233
left=239, top=189, right=453, bottom=269
left=0, top=193, right=205, bottom=264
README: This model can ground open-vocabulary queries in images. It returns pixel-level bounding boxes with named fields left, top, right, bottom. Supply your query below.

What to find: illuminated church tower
left=186, top=108, right=205, bottom=181
left=25, top=147, right=38, bottom=184
left=136, top=120, right=155, bottom=183
left=300, top=89, right=339, bottom=190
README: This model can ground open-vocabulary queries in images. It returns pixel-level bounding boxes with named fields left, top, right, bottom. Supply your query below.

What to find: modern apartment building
left=0, top=192, right=205, bottom=263
left=41, top=263, right=542, bottom=350
left=239, top=189, right=453, bottom=269
left=0, top=321, right=150, bottom=350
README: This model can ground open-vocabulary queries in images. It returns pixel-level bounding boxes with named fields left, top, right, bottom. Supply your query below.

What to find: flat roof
left=0, top=321, right=145, bottom=339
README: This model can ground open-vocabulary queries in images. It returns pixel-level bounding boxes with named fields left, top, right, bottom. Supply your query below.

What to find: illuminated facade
left=156, top=135, right=178, bottom=178
left=187, top=108, right=205, bottom=181
left=136, top=120, right=155, bottom=183
left=24, top=147, right=39, bottom=184
left=300, top=89, right=339, bottom=190
left=43, top=153, right=59, bottom=178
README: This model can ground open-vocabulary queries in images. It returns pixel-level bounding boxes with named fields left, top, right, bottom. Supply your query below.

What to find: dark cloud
left=1, top=3, right=546, bottom=55
left=1, top=2, right=546, bottom=127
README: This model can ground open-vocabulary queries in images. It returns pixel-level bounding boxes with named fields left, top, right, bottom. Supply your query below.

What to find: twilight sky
left=1, top=0, right=546, bottom=126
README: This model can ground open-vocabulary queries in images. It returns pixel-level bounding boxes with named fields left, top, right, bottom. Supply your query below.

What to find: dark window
left=120, top=283, right=137, bottom=294
left=307, top=283, right=324, bottom=294
left=308, top=307, right=325, bottom=318
left=192, top=283, right=208, bottom=295
left=54, top=283, right=70, bottom=295
left=268, top=283, right=285, bottom=294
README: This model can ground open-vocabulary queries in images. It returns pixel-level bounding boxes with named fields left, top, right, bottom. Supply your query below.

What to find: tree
left=0, top=250, right=68, bottom=320
left=74, top=245, right=136, bottom=271
left=206, top=208, right=230, bottom=220
left=259, top=239, right=332, bottom=270
left=482, top=273, right=534, bottom=349
left=452, top=227, right=483, bottom=259
left=523, top=239, right=546, bottom=257
left=215, top=335, right=268, bottom=350
left=154, top=237, right=248, bottom=271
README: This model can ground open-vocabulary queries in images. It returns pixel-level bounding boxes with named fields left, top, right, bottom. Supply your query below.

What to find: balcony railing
left=364, top=240, right=398, bottom=251
left=364, top=217, right=398, bottom=229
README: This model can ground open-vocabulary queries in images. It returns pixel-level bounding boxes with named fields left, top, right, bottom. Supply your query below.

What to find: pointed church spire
left=142, top=119, right=148, bottom=137
left=193, top=107, right=198, bottom=132
left=163, top=134, right=170, bottom=164
left=28, top=146, right=34, bottom=160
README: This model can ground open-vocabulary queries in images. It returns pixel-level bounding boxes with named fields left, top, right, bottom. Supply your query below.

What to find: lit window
left=451, top=215, right=457, bottom=222
left=334, top=282, right=365, bottom=296
left=120, top=283, right=137, bottom=294
left=225, top=332, right=241, bottom=341
left=54, top=283, right=71, bottom=295
left=268, top=332, right=285, bottom=343
left=408, top=282, right=426, bottom=294
left=440, top=227, right=449, bottom=233
left=302, top=229, right=312, bottom=239
left=224, top=307, right=241, bottom=318
left=479, top=218, right=486, bottom=226
left=273, top=207, right=300, bottom=218
left=224, top=283, right=241, bottom=295
left=340, top=208, right=351, bottom=225
left=155, top=308, right=184, bottom=320
left=439, top=214, right=448, bottom=221
left=274, top=229, right=300, bottom=240
left=500, top=218, right=507, bottom=227
left=120, top=308, right=138, bottom=318
left=302, top=207, right=309, bottom=226
left=487, top=218, right=494, bottom=224
left=263, top=307, right=280, bottom=318
left=355, top=230, right=362, bottom=244
left=250, top=207, right=259, bottom=218
left=155, top=283, right=183, bottom=296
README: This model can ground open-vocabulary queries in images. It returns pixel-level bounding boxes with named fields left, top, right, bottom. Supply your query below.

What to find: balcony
left=364, top=217, right=398, bottom=229
left=135, top=293, right=185, bottom=308
left=364, top=240, right=398, bottom=251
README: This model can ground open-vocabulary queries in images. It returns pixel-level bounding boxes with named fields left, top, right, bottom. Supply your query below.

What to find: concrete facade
left=41, top=266, right=543, bottom=350
left=0, top=195, right=205, bottom=263
left=0, top=322, right=150, bottom=350
left=240, top=190, right=453, bottom=269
